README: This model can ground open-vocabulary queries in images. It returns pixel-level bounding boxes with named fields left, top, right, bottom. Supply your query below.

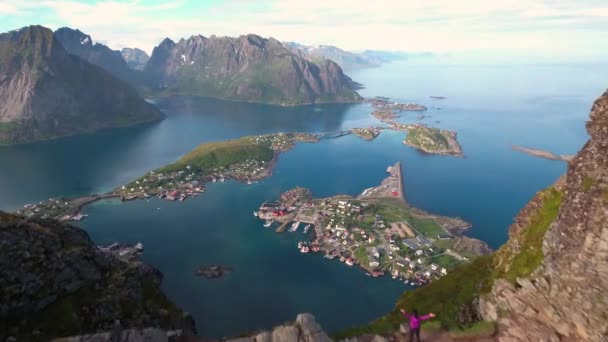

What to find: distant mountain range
left=0, top=26, right=163, bottom=144
left=0, top=26, right=375, bottom=143
left=51, top=27, right=363, bottom=106
left=285, top=42, right=433, bottom=70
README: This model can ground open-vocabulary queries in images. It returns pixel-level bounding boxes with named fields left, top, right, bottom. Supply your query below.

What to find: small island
left=365, top=96, right=464, bottom=157
left=512, top=145, right=574, bottom=162
left=403, top=125, right=463, bottom=157
left=366, top=97, right=427, bottom=124
left=351, top=127, right=382, bottom=141
left=254, top=163, right=489, bottom=285
left=195, top=265, right=233, bottom=279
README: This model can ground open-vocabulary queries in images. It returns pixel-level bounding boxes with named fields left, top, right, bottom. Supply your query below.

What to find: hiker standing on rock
left=400, top=308, right=435, bottom=342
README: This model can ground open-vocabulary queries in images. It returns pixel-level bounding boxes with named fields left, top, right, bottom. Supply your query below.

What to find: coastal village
left=254, top=162, right=488, bottom=285
left=15, top=96, right=463, bottom=223
left=114, top=133, right=323, bottom=203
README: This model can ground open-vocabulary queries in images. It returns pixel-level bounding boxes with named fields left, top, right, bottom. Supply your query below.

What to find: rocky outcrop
left=0, top=26, right=163, bottom=144
left=225, top=314, right=331, bottom=342
left=121, top=48, right=150, bottom=71
left=479, top=90, right=608, bottom=341
left=144, top=34, right=362, bottom=105
left=0, top=211, right=194, bottom=340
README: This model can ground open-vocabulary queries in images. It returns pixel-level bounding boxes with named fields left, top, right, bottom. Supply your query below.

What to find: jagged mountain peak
left=144, top=32, right=361, bottom=105
left=0, top=25, right=162, bottom=144
left=55, top=26, right=92, bottom=46
left=53, top=27, right=138, bottom=84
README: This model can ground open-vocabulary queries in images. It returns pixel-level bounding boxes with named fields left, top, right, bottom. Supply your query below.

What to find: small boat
left=289, top=221, right=301, bottom=232
left=71, top=213, right=88, bottom=221
left=303, top=224, right=311, bottom=233
left=253, top=211, right=258, bottom=217
left=300, top=246, right=310, bottom=253
left=263, top=220, right=273, bottom=228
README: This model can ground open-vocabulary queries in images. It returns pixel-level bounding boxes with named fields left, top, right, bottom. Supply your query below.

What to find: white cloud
left=0, top=2, right=18, bottom=14
left=5, top=0, right=607, bottom=61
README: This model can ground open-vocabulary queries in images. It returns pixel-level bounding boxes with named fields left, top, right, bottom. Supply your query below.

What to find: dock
left=395, top=161, right=406, bottom=203
left=357, top=161, right=406, bottom=203
left=275, top=220, right=290, bottom=233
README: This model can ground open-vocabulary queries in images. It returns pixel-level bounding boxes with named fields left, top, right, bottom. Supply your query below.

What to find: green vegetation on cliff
left=335, top=185, right=564, bottom=338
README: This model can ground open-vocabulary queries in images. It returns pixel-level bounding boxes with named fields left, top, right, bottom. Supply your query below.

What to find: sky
left=1, top=0, right=607, bottom=63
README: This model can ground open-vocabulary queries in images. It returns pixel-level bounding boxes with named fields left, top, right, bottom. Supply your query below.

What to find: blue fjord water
left=0, top=62, right=606, bottom=337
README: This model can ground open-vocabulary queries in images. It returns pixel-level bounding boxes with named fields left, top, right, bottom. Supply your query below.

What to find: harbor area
left=253, top=163, right=490, bottom=286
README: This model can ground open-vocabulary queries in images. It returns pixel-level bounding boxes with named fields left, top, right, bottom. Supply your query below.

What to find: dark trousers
left=409, top=327, right=421, bottom=342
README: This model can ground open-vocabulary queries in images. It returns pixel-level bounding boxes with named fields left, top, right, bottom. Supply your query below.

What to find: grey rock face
left=144, top=34, right=362, bottom=105
left=54, top=27, right=138, bottom=83
left=122, top=48, right=150, bottom=71
left=224, top=313, right=332, bottom=342
left=0, top=26, right=163, bottom=144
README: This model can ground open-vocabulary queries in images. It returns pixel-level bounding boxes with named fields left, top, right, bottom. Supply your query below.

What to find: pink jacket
left=402, top=311, right=432, bottom=329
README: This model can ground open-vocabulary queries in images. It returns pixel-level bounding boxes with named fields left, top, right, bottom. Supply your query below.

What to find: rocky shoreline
left=511, top=145, right=574, bottom=162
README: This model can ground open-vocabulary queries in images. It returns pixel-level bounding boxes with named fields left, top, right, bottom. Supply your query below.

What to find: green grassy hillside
left=159, top=137, right=275, bottom=173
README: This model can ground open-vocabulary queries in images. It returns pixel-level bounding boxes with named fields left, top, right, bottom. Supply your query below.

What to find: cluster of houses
left=248, top=133, right=317, bottom=152
left=119, top=157, right=271, bottom=202
left=366, top=96, right=428, bottom=112
left=16, top=199, right=72, bottom=220
left=119, top=167, right=206, bottom=201
left=313, top=199, right=455, bottom=284
left=256, top=186, right=461, bottom=286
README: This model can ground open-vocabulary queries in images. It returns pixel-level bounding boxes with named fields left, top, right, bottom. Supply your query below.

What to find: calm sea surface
left=1, top=62, right=606, bottom=337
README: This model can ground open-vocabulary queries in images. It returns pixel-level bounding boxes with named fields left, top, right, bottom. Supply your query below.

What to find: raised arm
left=420, top=313, right=436, bottom=321
left=399, top=309, right=410, bottom=318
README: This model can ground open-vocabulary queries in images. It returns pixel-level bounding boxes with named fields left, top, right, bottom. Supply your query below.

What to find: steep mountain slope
left=0, top=211, right=194, bottom=340
left=337, top=90, right=608, bottom=341
left=54, top=27, right=137, bottom=83
left=144, top=34, right=362, bottom=105
left=121, top=47, right=149, bottom=70
left=0, top=26, right=163, bottom=144
left=478, top=89, right=608, bottom=340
